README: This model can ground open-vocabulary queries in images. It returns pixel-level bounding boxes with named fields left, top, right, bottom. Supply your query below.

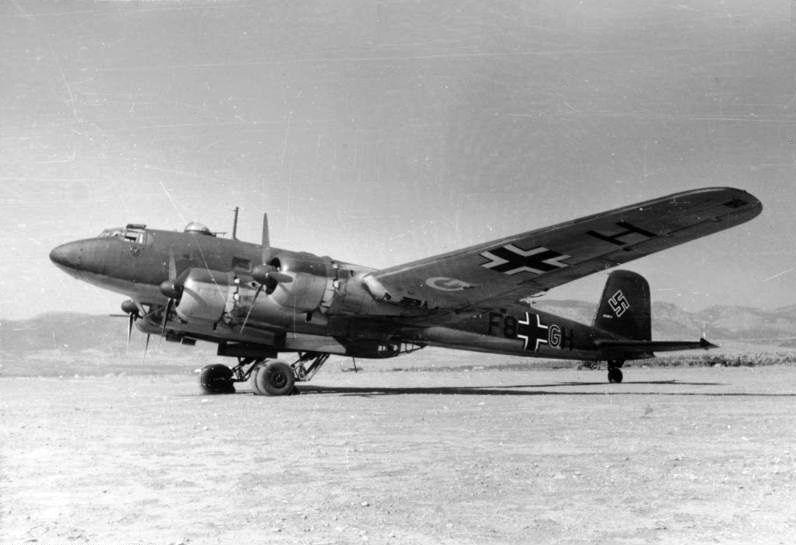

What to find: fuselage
left=50, top=223, right=615, bottom=361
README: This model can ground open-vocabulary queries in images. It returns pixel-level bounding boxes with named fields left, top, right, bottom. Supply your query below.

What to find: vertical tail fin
left=594, top=270, right=651, bottom=341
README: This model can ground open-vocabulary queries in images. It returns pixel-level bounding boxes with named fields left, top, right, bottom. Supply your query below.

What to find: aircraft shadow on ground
left=287, top=381, right=796, bottom=397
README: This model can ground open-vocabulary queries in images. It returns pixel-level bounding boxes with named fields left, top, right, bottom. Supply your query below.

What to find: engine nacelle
left=175, top=268, right=302, bottom=328
left=263, top=253, right=334, bottom=313
left=174, top=252, right=335, bottom=330
left=175, top=268, right=236, bottom=323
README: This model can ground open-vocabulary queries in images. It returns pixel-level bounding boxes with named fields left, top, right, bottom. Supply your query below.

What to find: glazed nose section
left=49, top=241, right=83, bottom=271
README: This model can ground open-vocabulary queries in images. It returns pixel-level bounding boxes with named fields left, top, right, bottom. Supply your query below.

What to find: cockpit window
left=98, top=227, right=145, bottom=244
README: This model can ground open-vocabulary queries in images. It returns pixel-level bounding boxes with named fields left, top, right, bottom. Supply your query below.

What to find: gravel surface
left=1, top=366, right=795, bottom=544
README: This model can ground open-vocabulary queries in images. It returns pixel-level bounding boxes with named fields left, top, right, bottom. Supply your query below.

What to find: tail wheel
left=607, top=367, right=623, bottom=384
left=200, top=364, right=235, bottom=394
left=252, top=361, right=295, bottom=396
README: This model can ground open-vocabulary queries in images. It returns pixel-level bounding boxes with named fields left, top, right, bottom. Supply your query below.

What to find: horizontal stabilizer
left=595, top=337, right=717, bottom=358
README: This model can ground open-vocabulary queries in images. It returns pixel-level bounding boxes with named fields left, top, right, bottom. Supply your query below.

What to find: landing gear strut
left=198, top=352, right=330, bottom=396
left=607, top=360, right=624, bottom=384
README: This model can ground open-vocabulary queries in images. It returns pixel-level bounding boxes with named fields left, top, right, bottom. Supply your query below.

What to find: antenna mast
left=232, top=206, right=239, bottom=240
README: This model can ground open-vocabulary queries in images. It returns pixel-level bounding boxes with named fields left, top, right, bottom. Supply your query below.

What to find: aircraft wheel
left=200, top=364, right=235, bottom=394
left=252, top=361, right=295, bottom=396
left=607, top=367, right=623, bottom=384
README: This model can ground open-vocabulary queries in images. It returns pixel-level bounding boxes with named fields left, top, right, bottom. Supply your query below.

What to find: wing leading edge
left=367, top=187, right=761, bottom=310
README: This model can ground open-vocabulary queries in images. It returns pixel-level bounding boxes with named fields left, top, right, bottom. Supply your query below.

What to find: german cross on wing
left=479, top=244, right=570, bottom=276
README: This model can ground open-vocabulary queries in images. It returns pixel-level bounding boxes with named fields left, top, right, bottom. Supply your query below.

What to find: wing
left=367, top=187, right=761, bottom=310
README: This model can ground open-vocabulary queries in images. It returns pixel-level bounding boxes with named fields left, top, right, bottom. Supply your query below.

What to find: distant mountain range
left=534, top=300, right=796, bottom=346
left=0, top=313, right=202, bottom=357
left=2, top=302, right=796, bottom=356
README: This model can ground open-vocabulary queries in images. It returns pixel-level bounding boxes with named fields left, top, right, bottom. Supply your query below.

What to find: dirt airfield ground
left=1, top=351, right=795, bottom=544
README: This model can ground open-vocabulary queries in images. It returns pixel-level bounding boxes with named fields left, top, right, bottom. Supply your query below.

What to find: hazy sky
left=1, top=1, right=794, bottom=319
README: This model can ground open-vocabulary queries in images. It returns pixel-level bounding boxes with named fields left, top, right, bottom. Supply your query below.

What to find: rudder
left=594, top=270, right=651, bottom=341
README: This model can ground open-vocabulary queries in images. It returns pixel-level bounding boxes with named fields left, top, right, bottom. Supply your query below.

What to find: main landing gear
left=198, top=352, right=330, bottom=396
left=607, top=360, right=624, bottom=384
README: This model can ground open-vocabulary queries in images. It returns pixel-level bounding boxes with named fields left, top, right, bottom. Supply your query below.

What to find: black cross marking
left=517, top=312, right=548, bottom=351
left=587, top=221, right=656, bottom=247
left=480, top=244, right=570, bottom=276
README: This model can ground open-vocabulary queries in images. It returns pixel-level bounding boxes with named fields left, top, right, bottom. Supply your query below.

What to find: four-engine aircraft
left=50, top=187, right=762, bottom=395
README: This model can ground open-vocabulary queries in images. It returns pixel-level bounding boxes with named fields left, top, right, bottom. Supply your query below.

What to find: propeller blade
left=261, top=213, right=269, bottom=248
left=161, top=299, right=173, bottom=335
left=127, top=313, right=134, bottom=348
left=144, top=334, right=151, bottom=356
left=268, top=271, right=292, bottom=284
left=240, top=284, right=263, bottom=334
left=168, top=249, right=177, bottom=282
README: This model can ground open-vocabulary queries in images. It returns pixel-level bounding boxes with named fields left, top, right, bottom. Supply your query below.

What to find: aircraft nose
left=49, top=241, right=83, bottom=271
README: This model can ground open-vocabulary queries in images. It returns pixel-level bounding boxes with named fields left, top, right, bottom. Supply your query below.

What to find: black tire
left=200, top=364, right=235, bottom=394
left=252, top=361, right=295, bottom=396
left=607, top=367, right=623, bottom=384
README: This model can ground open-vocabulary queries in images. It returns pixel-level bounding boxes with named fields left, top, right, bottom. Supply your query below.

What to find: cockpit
left=98, top=224, right=147, bottom=244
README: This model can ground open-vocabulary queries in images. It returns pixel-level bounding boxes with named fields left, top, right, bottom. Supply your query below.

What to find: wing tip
left=700, top=186, right=763, bottom=213
left=684, top=186, right=763, bottom=225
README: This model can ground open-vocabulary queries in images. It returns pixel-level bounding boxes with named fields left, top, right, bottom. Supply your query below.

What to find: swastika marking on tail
left=608, top=289, right=630, bottom=317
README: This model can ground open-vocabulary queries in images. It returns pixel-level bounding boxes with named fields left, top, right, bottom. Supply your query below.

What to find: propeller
left=239, top=264, right=292, bottom=333
left=252, top=264, right=292, bottom=291
left=239, top=214, right=291, bottom=333
left=159, top=250, right=184, bottom=334
left=120, top=299, right=138, bottom=346
left=119, top=299, right=149, bottom=355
